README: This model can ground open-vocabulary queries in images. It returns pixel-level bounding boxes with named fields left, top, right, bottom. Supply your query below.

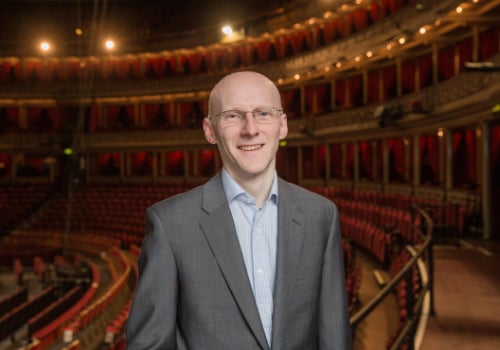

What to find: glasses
left=212, top=107, right=283, bottom=126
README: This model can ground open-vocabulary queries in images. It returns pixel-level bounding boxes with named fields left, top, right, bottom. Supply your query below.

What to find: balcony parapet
left=1, top=55, right=498, bottom=151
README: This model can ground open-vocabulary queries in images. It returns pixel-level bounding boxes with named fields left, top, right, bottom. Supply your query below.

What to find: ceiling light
left=75, top=28, right=83, bottom=36
left=40, top=41, right=51, bottom=52
left=105, top=40, right=115, bottom=50
left=354, top=56, right=361, bottom=62
left=221, top=25, right=233, bottom=35
left=398, top=37, right=407, bottom=45
left=294, top=74, right=301, bottom=80
left=335, top=62, right=342, bottom=68
left=366, top=51, right=373, bottom=58
left=456, top=6, right=463, bottom=14
left=419, top=26, right=427, bottom=34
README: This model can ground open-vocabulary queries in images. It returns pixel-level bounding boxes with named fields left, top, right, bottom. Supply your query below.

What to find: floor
left=419, top=239, right=500, bottom=350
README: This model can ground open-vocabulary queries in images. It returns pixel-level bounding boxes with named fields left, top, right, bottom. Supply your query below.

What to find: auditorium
left=0, top=0, right=499, bottom=349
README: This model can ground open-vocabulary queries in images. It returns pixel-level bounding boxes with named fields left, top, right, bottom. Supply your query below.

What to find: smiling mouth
left=239, top=144, right=263, bottom=151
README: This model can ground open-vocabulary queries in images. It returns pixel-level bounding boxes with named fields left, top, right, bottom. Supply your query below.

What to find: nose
left=241, top=111, right=259, bottom=136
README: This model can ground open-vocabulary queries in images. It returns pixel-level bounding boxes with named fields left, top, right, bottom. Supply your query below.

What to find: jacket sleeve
left=126, top=206, right=178, bottom=350
left=318, top=203, right=353, bottom=349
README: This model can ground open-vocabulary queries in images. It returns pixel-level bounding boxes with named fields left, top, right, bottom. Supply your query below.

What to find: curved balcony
left=0, top=0, right=480, bottom=99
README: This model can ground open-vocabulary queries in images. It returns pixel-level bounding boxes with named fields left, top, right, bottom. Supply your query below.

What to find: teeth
left=240, top=145, right=262, bottom=151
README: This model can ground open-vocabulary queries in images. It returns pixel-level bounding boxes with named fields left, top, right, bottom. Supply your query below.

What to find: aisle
left=353, top=252, right=398, bottom=350
left=420, top=241, right=500, bottom=350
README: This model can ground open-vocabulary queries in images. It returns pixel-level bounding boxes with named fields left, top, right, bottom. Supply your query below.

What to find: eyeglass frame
left=209, top=106, right=284, bottom=126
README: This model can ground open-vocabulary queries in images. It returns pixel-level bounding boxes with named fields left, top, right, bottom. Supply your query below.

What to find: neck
left=229, top=170, right=275, bottom=208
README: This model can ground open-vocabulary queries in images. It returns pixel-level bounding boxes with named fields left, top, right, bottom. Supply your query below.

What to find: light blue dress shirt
left=221, top=169, right=278, bottom=346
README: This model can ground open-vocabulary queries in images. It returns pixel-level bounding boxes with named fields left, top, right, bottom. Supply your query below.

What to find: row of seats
left=27, top=184, right=188, bottom=248
left=27, top=285, right=84, bottom=338
left=341, top=216, right=392, bottom=267
left=336, top=198, right=420, bottom=244
left=316, top=186, right=473, bottom=237
left=0, top=287, right=27, bottom=318
left=0, top=286, right=57, bottom=342
left=0, top=183, right=53, bottom=236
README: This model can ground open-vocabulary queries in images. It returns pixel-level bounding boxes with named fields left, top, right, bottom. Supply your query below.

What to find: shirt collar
left=221, top=169, right=278, bottom=205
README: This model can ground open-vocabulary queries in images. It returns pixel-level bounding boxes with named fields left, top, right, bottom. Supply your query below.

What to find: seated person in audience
left=126, top=71, right=352, bottom=350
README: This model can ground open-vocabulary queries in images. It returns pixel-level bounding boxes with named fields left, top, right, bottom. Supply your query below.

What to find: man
left=126, top=71, right=352, bottom=349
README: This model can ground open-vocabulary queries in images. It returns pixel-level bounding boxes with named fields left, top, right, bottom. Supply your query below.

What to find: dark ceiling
left=0, top=0, right=305, bottom=57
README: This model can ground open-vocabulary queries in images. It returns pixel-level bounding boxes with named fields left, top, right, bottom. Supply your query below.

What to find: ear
left=279, top=113, right=288, bottom=140
left=203, top=118, right=217, bottom=144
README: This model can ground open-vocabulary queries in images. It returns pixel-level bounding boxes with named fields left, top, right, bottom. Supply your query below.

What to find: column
left=183, top=150, right=189, bottom=183
left=353, top=142, right=359, bottom=186
left=445, top=128, right=453, bottom=191
left=299, top=85, right=306, bottom=116
left=362, top=70, right=368, bottom=105
left=123, top=153, right=130, bottom=179
left=472, top=25, right=479, bottom=62
left=432, top=44, right=439, bottom=85
left=479, top=121, right=491, bottom=239
left=396, top=58, right=402, bottom=97
left=382, top=139, right=389, bottom=189
left=341, top=143, right=347, bottom=180
left=325, top=144, right=331, bottom=185
left=193, top=150, right=199, bottom=177
left=297, top=146, right=303, bottom=183
left=404, top=137, right=411, bottom=182
left=413, top=135, right=420, bottom=187
left=152, top=152, right=158, bottom=182
left=160, top=151, right=165, bottom=177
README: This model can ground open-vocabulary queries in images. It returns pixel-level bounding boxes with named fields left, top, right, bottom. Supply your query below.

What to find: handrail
left=350, top=204, right=434, bottom=349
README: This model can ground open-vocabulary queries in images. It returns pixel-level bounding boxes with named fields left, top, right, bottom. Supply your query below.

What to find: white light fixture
left=105, top=39, right=115, bottom=50
left=221, top=25, right=233, bottom=35
left=40, top=41, right=51, bottom=52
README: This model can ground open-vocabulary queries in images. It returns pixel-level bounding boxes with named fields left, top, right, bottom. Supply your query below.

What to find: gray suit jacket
left=126, top=174, right=352, bottom=349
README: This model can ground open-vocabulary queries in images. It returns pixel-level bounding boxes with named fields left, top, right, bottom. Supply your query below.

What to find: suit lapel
left=271, top=180, right=305, bottom=350
left=199, top=174, right=270, bottom=350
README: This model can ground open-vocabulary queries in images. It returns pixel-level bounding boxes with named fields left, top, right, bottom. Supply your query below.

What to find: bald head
left=208, top=71, right=282, bottom=119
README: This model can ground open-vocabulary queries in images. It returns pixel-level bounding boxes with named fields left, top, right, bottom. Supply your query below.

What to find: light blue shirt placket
left=251, top=200, right=276, bottom=345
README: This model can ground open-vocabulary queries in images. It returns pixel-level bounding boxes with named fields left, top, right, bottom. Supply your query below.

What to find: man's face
left=203, top=73, right=288, bottom=183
